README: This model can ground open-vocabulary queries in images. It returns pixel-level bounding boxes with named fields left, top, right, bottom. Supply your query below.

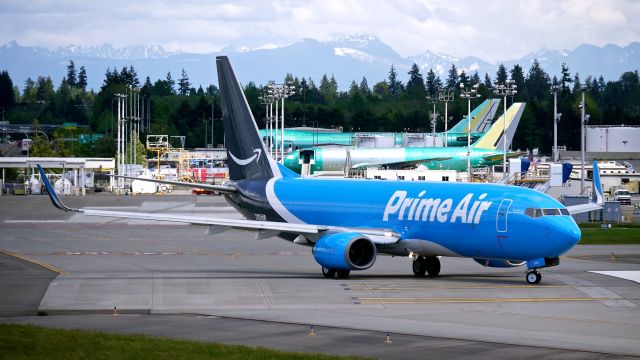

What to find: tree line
left=0, top=59, right=638, bottom=158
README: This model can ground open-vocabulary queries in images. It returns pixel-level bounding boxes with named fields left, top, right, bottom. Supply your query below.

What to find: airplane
left=37, top=56, right=604, bottom=285
left=258, top=99, right=500, bottom=149
left=282, top=102, right=525, bottom=174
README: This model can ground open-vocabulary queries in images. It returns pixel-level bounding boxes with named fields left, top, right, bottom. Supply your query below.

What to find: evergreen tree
left=510, top=64, right=526, bottom=98
left=23, top=77, right=37, bottom=103
left=66, top=60, right=77, bottom=87
left=446, top=64, right=459, bottom=89
left=329, top=75, right=338, bottom=94
left=425, top=69, right=439, bottom=97
left=388, top=64, right=403, bottom=96
left=470, top=72, right=481, bottom=86
left=406, top=63, right=426, bottom=99
left=496, top=64, right=508, bottom=84
left=572, top=73, right=582, bottom=93
left=77, top=66, right=88, bottom=91
left=359, top=76, right=370, bottom=95
left=178, top=68, right=191, bottom=96
left=165, top=72, right=175, bottom=95
left=348, top=80, right=360, bottom=95
left=0, top=70, right=16, bottom=110
left=560, top=63, right=572, bottom=91
left=458, top=70, right=469, bottom=87
left=525, top=59, right=550, bottom=101
left=36, top=76, right=54, bottom=102
left=483, top=73, right=492, bottom=89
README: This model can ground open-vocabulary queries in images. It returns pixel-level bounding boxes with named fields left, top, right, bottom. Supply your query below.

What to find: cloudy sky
left=1, top=0, right=638, bottom=62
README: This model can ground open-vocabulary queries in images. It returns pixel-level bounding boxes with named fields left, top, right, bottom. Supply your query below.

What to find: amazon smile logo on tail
left=229, top=149, right=262, bottom=166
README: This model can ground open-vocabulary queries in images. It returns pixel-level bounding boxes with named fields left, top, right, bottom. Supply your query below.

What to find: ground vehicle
left=613, top=188, right=632, bottom=205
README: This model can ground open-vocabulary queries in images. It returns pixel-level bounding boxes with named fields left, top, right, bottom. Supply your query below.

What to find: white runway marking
left=590, top=271, right=640, bottom=284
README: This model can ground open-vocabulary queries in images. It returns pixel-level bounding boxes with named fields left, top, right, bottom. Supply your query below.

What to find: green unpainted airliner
left=283, top=102, right=525, bottom=174
left=260, top=99, right=500, bottom=149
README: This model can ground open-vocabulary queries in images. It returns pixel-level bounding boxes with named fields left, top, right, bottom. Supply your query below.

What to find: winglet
left=592, top=160, right=604, bottom=205
left=36, top=164, right=79, bottom=212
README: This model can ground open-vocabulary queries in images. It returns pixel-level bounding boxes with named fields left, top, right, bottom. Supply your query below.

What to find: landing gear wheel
left=412, top=257, right=428, bottom=277
left=336, top=269, right=351, bottom=279
left=526, top=270, right=542, bottom=285
left=425, top=256, right=441, bottom=277
left=322, top=267, right=336, bottom=279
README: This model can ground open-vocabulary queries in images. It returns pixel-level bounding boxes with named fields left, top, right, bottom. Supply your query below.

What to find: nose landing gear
left=526, top=270, right=542, bottom=284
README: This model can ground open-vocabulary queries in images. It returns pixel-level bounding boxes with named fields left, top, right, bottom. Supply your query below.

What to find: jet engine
left=473, top=258, right=526, bottom=268
left=312, top=232, right=376, bottom=271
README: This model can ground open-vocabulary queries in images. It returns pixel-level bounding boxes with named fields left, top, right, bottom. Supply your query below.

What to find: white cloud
left=0, top=0, right=638, bottom=62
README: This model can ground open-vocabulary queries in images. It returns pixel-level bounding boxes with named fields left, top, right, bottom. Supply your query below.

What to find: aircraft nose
left=553, top=218, right=581, bottom=254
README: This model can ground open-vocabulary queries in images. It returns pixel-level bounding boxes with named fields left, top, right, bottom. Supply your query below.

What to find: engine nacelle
left=473, top=258, right=526, bottom=268
left=312, top=232, right=376, bottom=271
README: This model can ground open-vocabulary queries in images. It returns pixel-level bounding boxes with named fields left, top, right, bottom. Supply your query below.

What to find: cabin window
left=374, top=175, right=382, bottom=179
left=398, top=176, right=405, bottom=180
left=418, top=176, right=426, bottom=181
left=442, top=176, right=449, bottom=181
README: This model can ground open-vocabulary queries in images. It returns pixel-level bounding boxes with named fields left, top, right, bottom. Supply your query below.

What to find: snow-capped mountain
left=0, top=35, right=638, bottom=91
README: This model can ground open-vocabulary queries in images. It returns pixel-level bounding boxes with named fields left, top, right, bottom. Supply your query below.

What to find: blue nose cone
left=554, top=218, right=581, bottom=255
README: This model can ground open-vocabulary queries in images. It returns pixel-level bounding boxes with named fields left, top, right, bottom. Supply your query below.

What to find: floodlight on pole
left=438, top=89, right=454, bottom=147
left=426, top=95, right=438, bottom=147
left=460, top=82, right=482, bottom=182
left=550, top=84, right=561, bottom=162
left=580, top=85, right=589, bottom=194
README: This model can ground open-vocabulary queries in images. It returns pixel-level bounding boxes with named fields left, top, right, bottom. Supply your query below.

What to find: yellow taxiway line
left=347, top=284, right=571, bottom=290
left=357, top=297, right=612, bottom=304
left=0, top=249, right=66, bottom=274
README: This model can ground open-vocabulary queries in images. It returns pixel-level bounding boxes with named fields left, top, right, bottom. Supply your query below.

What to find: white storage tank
left=586, top=125, right=640, bottom=152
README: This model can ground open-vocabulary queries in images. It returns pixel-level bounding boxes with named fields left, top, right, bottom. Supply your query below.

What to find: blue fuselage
left=227, top=177, right=580, bottom=261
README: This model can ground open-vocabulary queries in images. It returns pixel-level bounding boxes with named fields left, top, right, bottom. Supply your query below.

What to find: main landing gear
left=526, top=270, right=542, bottom=284
left=322, top=267, right=350, bottom=279
left=412, top=256, right=441, bottom=277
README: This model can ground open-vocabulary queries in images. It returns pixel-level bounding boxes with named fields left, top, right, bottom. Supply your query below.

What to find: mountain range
left=1, top=35, right=639, bottom=91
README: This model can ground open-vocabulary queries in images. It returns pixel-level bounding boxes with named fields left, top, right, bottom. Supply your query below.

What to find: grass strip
left=0, top=323, right=367, bottom=360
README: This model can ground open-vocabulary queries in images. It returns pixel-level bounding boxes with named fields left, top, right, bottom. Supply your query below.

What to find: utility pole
left=580, top=85, right=589, bottom=193
left=438, top=89, right=454, bottom=147
left=426, top=95, right=437, bottom=147
left=494, top=80, right=517, bottom=178
left=460, top=83, right=481, bottom=181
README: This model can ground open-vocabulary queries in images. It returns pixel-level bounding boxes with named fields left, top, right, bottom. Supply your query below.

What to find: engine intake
left=312, top=232, right=376, bottom=271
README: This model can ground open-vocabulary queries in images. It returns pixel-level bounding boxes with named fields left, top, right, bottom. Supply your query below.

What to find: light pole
left=550, top=84, right=561, bottom=162
left=111, top=97, right=117, bottom=137
left=494, top=80, right=517, bottom=178
left=438, top=89, right=454, bottom=147
left=259, top=93, right=273, bottom=151
left=580, top=85, right=588, bottom=193
left=426, top=95, right=437, bottom=147
left=460, top=82, right=481, bottom=181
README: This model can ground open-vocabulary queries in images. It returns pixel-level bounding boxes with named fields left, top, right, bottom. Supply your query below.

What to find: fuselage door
left=496, top=199, right=513, bottom=233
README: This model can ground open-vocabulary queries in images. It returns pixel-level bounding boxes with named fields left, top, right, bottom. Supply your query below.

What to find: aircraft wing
left=565, top=160, right=605, bottom=215
left=111, top=174, right=237, bottom=194
left=353, top=157, right=452, bottom=170
left=37, top=165, right=399, bottom=245
left=482, top=151, right=523, bottom=162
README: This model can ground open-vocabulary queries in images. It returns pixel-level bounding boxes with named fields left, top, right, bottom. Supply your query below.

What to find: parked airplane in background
left=283, top=102, right=525, bottom=174
left=38, top=56, right=604, bottom=284
left=258, top=99, right=500, bottom=149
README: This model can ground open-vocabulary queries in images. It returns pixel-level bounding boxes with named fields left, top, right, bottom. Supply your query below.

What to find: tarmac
left=1, top=194, right=639, bottom=359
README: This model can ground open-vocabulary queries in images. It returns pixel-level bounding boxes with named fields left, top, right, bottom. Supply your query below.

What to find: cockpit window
left=525, top=207, right=569, bottom=218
